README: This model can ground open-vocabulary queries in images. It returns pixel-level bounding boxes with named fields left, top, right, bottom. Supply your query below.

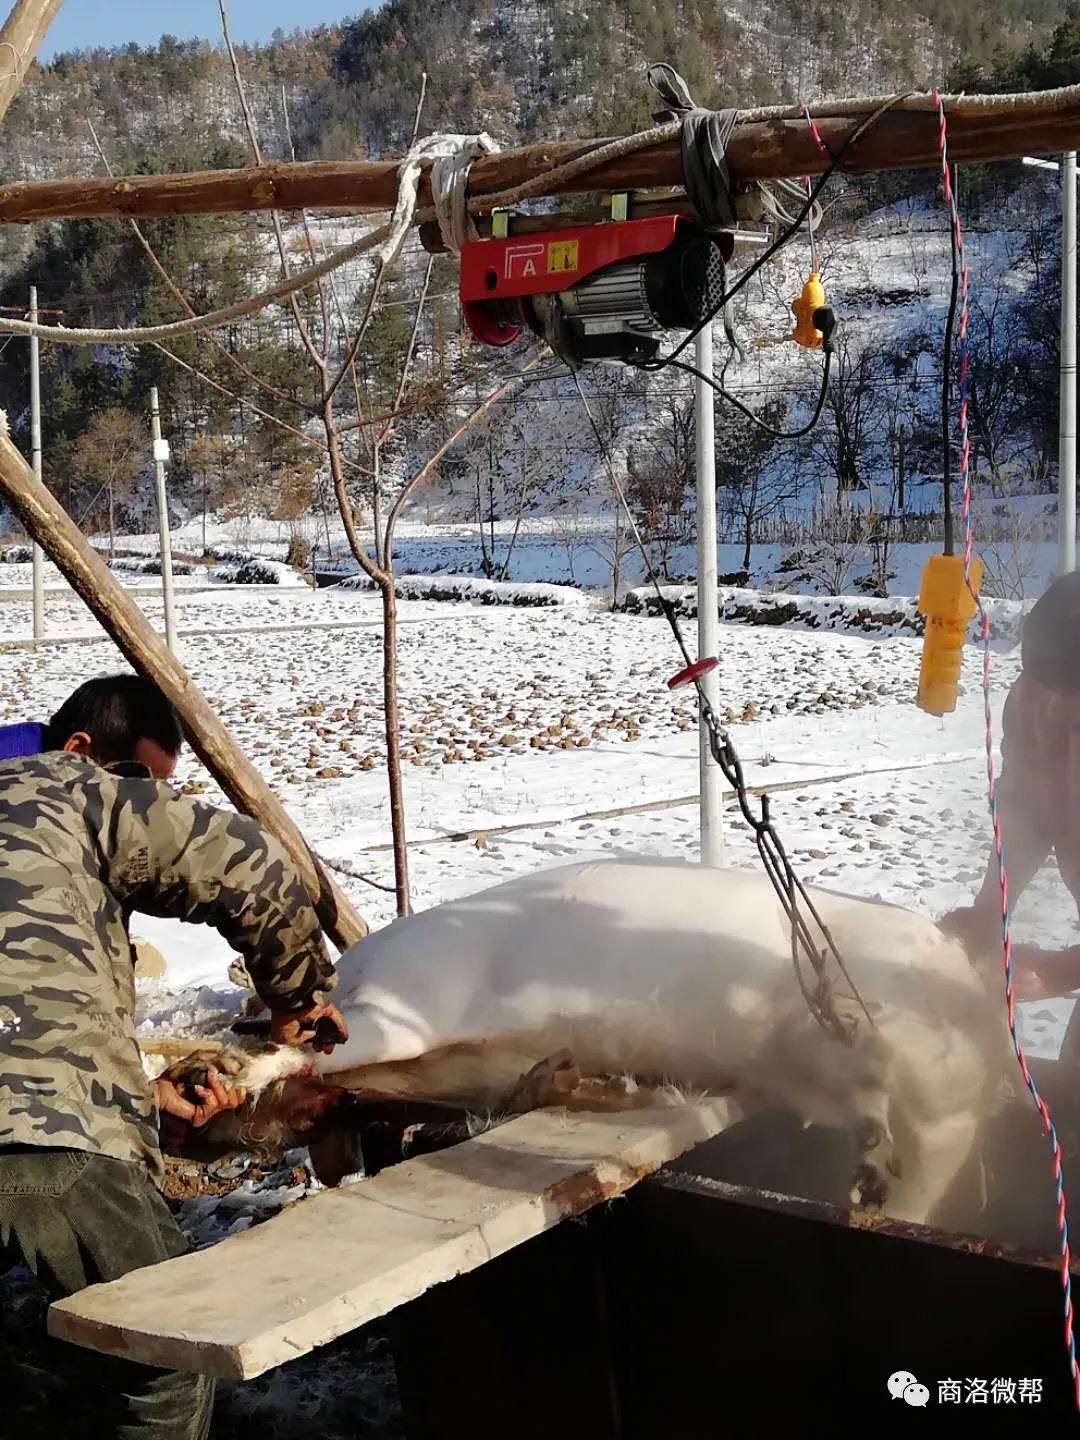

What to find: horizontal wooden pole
left=0, top=424, right=367, bottom=951
left=0, top=87, right=1078, bottom=225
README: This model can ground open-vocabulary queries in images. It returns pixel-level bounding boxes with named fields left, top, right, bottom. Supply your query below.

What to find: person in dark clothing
left=942, top=570, right=1080, bottom=992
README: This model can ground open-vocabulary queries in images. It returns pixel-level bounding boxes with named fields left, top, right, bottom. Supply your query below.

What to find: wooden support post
left=0, top=0, right=62, bottom=129
left=3, top=87, right=1080, bottom=225
left=0, top=423, right=367, bottom=950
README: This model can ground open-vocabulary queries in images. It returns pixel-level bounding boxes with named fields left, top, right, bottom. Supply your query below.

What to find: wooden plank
left=48, top=1098, right=738, bottom=1379
left=0, top=424, right=367, bottom=949
left=4, top=86, right=1080, bottom=224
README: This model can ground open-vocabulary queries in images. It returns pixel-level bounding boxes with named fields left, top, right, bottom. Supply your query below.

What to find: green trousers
left=0, top=1146, right=214, bottom=1440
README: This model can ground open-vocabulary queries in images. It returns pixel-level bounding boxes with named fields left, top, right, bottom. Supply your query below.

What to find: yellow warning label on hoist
left=547, top=240, right=579, bottom=274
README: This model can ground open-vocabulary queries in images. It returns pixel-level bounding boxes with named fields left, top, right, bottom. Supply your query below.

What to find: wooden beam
left=0, top=87, right=1079, bottom=225
left=0, top=425, right=367, bottom=950
left=48, top=1098, right=737, bottom=1377
left=0, top=0, right=63, bottom=128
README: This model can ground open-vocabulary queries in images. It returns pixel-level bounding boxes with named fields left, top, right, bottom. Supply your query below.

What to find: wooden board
left=48, top=1098, right=737, bottom=1380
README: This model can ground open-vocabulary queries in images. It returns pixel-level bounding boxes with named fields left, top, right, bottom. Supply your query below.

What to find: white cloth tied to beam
left=380, top=132, right=500, bottom=266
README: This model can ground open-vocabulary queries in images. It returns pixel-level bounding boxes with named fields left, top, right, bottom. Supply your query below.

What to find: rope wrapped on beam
left=0, top=126, right=679, bottom=346
left=4, top=84, right=1080, bottom=346
left=0, top=81, right=1077, bottom=230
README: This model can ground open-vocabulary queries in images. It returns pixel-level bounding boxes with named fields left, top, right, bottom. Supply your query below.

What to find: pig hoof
left=851, top=1160, right=890, bottom=1209
left=504, top=1050, right=581, bottom=1113
left=851, top=1118, right=897, bottom=1209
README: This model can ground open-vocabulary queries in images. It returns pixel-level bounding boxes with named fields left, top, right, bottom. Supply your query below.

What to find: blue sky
left=39, top=2, right=368, bottom=59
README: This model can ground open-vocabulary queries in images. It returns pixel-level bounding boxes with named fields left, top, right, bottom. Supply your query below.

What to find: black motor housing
left=524, top=224, right=733, bottom=368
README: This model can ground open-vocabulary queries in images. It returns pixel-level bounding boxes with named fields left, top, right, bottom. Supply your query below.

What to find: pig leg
left=498, top=1056, right=702, bottom=1117
left=849, top=1097, right=900, bottom=1210
left=548, top=1075, right=698, bottom=1112
left=870, top=1105, right=982, bottom=1226
left=500, top=1050, right=581, bottom=1113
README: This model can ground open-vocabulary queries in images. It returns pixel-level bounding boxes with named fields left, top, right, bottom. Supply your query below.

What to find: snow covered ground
left=102, top=511, right=1074, bottom=602
left=0, top=577, right=1071, bottom=1057
left=4, top=566, right=1077, bottom=1436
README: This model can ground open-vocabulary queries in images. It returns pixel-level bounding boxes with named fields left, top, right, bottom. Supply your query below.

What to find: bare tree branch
left=86, top=118, right=316, bottom=416
left=410, top=73, right=429, bottom=150
left=324, top=72, right=428, bottom=406
left=376, top=254, right=434, bottom=566
left=218, top=0, right=326, bottom=371
left=387, top=257, right=434, bottom=436
left=152, top=342, right=383, bottom=476
left=278, top=85, right=333, bottom=365
left=385, top=352, right=542, bottom=553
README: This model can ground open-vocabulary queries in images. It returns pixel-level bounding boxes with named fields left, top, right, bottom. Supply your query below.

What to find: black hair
left=43, top=674, right=184, bottom=765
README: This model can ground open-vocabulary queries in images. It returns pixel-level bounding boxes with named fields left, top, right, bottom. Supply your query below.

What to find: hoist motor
left=459, top=215, right=734, bottom=368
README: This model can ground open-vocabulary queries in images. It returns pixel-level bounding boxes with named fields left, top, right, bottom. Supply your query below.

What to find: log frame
left=0, top=0, right=62, bottom=130
left=0, top=86, right=1078, bottom=225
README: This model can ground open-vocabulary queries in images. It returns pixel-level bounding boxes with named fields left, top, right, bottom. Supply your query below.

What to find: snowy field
left=4, top=572, right=1079, bottom=1435
left=94, top=498, right=1074, bottom=602
left=1, top=578, right=1072, bottom=1052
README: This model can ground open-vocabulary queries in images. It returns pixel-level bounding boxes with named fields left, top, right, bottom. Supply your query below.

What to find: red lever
left=667, top=657, right=719, bottom=690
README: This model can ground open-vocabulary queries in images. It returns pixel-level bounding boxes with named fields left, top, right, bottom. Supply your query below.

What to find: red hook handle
left=667, top=657, right=719, bottom=690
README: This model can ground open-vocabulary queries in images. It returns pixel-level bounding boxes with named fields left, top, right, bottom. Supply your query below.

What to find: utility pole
left=149, top=387, right=177, bottom=651
left=29, top=285, right=43, bottom=639
left=1061, top=151, right=1077, bottom=576
left=1025, top=153, right=1077, bottom=575
left=694, top=320, right=723, bottom=866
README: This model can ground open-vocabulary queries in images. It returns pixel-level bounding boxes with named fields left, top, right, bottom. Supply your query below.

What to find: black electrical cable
left=659, top=349, right=832, bottom=439
left=638, top=92, right=913, bottom=376
left=639, top=304, right=837, bottom=438
left=570, top=368, right=876, bottom=1042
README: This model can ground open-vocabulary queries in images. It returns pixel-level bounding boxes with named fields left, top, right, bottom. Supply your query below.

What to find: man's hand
left=153, top=1069, right=248, bottom=1129
left=938, top=905, right=989, bottom=948
left=270, top=1000, right=349, bottom=1055
left=1011, top=944, right=1080, bottom=1000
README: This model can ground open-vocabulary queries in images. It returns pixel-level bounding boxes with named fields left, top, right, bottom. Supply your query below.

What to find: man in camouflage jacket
left=0, top=749, right=345, bottom=1439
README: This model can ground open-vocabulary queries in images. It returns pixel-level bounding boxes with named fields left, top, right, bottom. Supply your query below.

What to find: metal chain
left=572, top=372, right=875, bottom=1044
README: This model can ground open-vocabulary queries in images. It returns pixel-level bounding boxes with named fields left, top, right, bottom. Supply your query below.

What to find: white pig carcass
left=295, top=858, right=1012, bottom=1225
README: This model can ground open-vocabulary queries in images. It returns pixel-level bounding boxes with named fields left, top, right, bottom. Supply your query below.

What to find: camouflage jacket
left=0, top=752, right=334, bottom=1178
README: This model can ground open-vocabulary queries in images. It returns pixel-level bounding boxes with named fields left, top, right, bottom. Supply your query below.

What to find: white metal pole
left=149, top=387, right=177, bottom=651
left=29, top=285, right=43, bottom=639
left=695, top=320, right=723, bottom=865
left=1060, top=151, right=1077, bottom=576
